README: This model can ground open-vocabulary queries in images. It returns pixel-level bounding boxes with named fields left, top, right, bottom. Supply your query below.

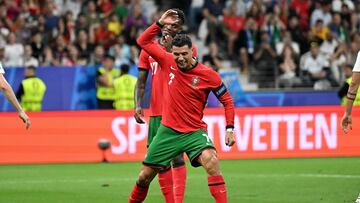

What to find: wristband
left=156, top=20, right=164, bottom=28
left=226, top=128, right=234, bottom=133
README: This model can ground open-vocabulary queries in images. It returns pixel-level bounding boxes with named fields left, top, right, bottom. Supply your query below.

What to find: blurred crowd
left=0, top=0, right=360, bottom=90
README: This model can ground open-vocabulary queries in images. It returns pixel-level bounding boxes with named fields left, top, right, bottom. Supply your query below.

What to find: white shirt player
left=0, top=62, right=4, bottom=74
left=353, top=51, right=360, bottom=72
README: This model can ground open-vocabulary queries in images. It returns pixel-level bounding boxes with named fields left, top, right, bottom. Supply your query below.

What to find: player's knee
left=171, top=153, right=185, bottom=168
left=137, top=166, right=157, bottom=186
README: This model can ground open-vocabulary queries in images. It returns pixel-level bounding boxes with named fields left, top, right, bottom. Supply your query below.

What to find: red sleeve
left=209, top=70, right=235, bottom=128
left=138, top=50, right=150, bottom=70
left=137, top=23, right=167, bottom=65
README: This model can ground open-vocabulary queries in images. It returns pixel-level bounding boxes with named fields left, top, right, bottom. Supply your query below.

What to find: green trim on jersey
left=143, top=124, right=215, bottom=168
left=147, top=116, right=162, bottom=147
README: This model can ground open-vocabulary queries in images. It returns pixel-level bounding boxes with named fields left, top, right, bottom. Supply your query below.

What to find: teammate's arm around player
left=342, top=51, right=360, bottom=133
left=0, top=70, right=30, bottom=129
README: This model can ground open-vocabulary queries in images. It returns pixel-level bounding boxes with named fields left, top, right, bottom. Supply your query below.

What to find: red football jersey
left=138, top=41, right=198, bottom=117
left=137, top=23, right=234, bottom=133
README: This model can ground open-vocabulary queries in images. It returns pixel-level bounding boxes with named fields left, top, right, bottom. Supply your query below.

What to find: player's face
left=172, top=45, right=193, bottom=70
left=162, top=23, right=181, bottom=37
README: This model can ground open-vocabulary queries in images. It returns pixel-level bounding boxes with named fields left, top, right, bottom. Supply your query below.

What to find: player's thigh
left=197, top=148, right=221, bottom=176
left=147, top=116, right=162, bottom=147
left=144, top=124, right=181, bottom=168
left=182, top=129, right=215, bottom=168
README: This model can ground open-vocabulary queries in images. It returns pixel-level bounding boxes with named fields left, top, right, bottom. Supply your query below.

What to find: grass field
left=0, top=157, right=359, bottom=203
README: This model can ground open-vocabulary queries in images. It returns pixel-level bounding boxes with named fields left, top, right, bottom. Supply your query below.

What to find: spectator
left=328, top=12, right=349, bottom=43
left=51, top=34, right=68, bottom=64
left=108, top=12, right=123, bottom=35
left=61, top=44, right=84, bottom=66
left=275, top=31, right=300, bottom=56
left=289, top=0, right=310, bottom=30
left=89, top=45, right=105, bottom=66
left=96, top=54, right=120, bottom=109
left=310, top=1, right=332, bottom=27
left=277, top=43, right=301, bottom=88
left=16, top=65, right=46, bottom=112
left=113, top=64, right=137, bottom=110
left=85, top=0, right=100, bottom=27
left=330, top=43, right=349, bottom=84
left=4, top=32, right=24, bottom=67
left=235, top=17, right=259, bottom=74
left=201, top=0, right=226, bottom=43
left=287, top=15, right=308, bottom=55
left=202, top=42, right=223, bottom=71
left=30, top=31, right=44, bottom=60
left=23, top=44, right=39, bottom=67
left=253, top=31, right=277, bottom=88
left=332, top=0, right=354, bottom=13
left=222, top=0, right=245, bottom=56
left=114, top=0, right=128, bottom=23
left=310, top=19, right=330, bottom=41
left=320, top=32, right=339, bottom=60
left=74, top=29, right=94, bottom=64
left=41, top=45, right=59, bottom=66
left=112, top=43, right=131, bottom=67
left=300, top=41, right=338, bottom=88
left=189, top=0, right=204, bottom=33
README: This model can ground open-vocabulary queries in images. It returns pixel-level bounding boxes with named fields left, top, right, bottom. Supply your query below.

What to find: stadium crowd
left=0, top=0, right=360, bottom=90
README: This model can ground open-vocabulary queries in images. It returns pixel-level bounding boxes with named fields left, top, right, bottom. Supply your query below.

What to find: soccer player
left=0, top=62, right=30, bottom=129
left=341, top=50, right=360, bottom=133
left=134, top=8, right=196, bottom=203
left=129, top=9, right=235, bottom=203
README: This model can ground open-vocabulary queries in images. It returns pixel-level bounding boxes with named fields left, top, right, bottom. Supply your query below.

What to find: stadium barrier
left=0, top=67, right=340, bottom=112
left=0, top=106, right=359, bottom=164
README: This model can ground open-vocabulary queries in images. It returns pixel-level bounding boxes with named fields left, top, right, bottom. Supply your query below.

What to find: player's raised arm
left=136, top=9, right=179, bottom=62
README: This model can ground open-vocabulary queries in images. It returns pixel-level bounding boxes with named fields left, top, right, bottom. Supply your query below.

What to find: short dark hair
left=121, top=64, right=130, bottom=74
left=104, top=54, right=115, bottom=61
left=172, top=8, right=185, bottom=26
left=172, top=34, right=192, bottom=48
left=26, top=65, right=37, bottom=70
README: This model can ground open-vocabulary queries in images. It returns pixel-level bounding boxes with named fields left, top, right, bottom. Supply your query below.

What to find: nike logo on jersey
left=170, top=66, right=176, bottom=70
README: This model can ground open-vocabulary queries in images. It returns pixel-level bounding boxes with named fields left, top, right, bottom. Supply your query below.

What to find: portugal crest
left=192, top=76, right=199, bottom=87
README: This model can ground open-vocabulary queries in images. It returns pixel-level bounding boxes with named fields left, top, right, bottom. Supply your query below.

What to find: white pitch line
left=0, top=173, right=359, bottom=186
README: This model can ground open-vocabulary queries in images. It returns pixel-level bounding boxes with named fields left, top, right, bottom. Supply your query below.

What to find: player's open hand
left=341, top=113, right=352, bottom=134
left=134, top=107, right=145, bottom=124
left=18, top=111, right=30, bottom=129
left=159, top=9, right=179, bottom=26
left=225, top=131, right=235, bottom=146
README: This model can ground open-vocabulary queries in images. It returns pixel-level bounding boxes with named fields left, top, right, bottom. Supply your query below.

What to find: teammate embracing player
left=129, top=9, right=235, bottom=203
left=134, top=9, right=196, bottom=203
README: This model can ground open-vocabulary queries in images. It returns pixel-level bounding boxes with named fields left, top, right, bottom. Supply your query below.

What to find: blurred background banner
left=0, top=106, right=359, bottom=164
left=0, top=67, right=340, bottom=111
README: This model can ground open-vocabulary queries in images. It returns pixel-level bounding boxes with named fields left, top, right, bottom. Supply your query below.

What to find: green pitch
left=0, top=157, right=359, bottom=203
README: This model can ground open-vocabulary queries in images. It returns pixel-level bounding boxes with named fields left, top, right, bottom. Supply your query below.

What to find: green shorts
left=143, top=124, right=215, bottom=168
left=147, top=116, right=162, bottom=147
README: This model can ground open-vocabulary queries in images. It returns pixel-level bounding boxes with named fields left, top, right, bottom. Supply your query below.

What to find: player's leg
left=148, top=116, right=175, bottom=203
left=196, top=148, right=227, bottom=203
left=184, top=130, right=227, bottom=203
left=171, top=153, right=186, bottom=203
left=129, top=164, right=158, bottom=203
